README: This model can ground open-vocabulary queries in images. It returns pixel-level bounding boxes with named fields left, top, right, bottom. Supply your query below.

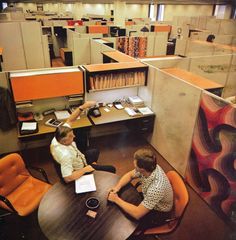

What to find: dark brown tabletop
left=38, top=171, right=141, bottom=240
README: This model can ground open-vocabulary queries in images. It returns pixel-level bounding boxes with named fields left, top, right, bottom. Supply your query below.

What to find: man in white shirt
left=108, top=148, right=173, bottom=233
left=50, top=101, right=116, bottom=183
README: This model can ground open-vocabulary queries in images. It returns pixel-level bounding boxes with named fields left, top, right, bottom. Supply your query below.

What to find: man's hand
left=81, top=101, right=96, bottom=110
left=84, top=165, right=95, bottom=173
left=108, top=186, right=120, bottom=194
left=107, top=191, right=119, bottom=203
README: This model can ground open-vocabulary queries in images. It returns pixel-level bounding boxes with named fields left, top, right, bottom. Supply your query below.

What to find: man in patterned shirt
left=108, top=148, right=173, bottom=232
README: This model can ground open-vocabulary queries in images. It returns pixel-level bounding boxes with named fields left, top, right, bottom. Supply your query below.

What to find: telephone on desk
left=88, top=107, right=101, bottom=118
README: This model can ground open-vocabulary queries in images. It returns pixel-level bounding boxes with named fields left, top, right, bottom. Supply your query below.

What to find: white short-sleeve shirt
left=135, top=165, right=173, bottom=212
left=50, top=123, right=87, bottom=177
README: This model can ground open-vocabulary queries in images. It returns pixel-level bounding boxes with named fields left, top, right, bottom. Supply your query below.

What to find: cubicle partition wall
left=0, top=21, right=50, bottom=71
left=148, top=68, right=202, bottom=176
left=188, top=54, right=233, bottom=90
left=185, top=91, right=236, bottom=224
left=223, top=54, right=236, bottom=98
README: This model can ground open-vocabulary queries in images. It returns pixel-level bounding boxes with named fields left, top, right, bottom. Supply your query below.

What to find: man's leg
left=85, top=148, right=116, bottom=173
left=85, top=148, right=100, bottom=164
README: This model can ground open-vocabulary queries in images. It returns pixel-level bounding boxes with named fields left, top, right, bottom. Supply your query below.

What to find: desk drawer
left=126, top=115, right=155, bottom=134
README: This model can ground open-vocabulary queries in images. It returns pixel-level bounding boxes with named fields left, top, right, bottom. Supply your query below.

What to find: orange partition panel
left=154, top=25, right=171, bottom=33
left=88, top=26, right=109, bottom=34
left=11, top=71, right=84, bottom=102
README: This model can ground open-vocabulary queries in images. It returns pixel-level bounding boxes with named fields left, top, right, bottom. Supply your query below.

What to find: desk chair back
left=144, top=170, right=189, bottom=235
left=0, top=153, right=51, bottom=216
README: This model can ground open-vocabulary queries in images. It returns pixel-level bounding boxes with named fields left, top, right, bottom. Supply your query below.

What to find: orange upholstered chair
left=144, top=170, right=189, bottom=236
left=0, top=153, right=51, bottom=216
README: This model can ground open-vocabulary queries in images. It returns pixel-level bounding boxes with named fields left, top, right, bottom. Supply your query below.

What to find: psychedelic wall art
left=116, top=37, right=147, bottom=58
left=185, top=92, right=236, bottom=224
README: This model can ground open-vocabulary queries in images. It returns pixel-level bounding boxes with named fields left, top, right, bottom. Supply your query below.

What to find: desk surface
left=88, top=105, right=150, bottom=125
left=18, top=113, right=92, bottom=138
left=162, top=68, right=224, bottom=90
left=102, top=51, right=137, bottom=63
left=38, top=171, right=141, bottom=240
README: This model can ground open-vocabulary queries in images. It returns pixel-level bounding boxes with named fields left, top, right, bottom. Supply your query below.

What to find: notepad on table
left=54, top=110, right=71, bottom=120
left=75, top=174, right=96, bottom=194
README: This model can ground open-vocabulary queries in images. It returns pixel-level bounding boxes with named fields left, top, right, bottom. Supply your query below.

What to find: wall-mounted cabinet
left=83, top=62, right=148, bottom=92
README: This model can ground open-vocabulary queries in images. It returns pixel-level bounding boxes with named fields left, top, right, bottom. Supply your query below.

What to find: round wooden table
left=38, top=171, right=141, bottom=240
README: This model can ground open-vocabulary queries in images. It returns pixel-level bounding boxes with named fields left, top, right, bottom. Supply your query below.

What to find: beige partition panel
left=146, top=36, right=155, bottom=56
left=153, top=32, right=168, bottom=55
left=222, top=54, right=236, bottom=98
left=42, top=35, right=51, bottom=68
left=73, top=38, right=90, bottom=65
left=150, top=69, right=202, bottom=176
left=174, top=38, right=188, bottom=56
left=138, top=65, right=156, bottom=108
left=189, top=54, right=232, bottom=86
left=186, top=40, right=214, bottom=56
left=90, top=40, right=103, bottom=64
left=75, top=26, right=86, bottom=33
left=206, top=19, right=221, bottom=33
left=67, top=29, right=74, bottom=52
left=218, top=20, right=236, bottom=35
left=0, top=22, right=26, bottom=71
left=20, top=22, right=45, bottom=69
left=142, top=57, right=189, bottom=70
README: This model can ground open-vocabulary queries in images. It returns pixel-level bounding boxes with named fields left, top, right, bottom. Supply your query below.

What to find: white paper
left=104, top=107, right=110, bottom=112
left=125, top=107, right=141, bottom=117
left=54, top=110, right=71, bottom=120
left=138, top=107, right=154, bottom=115
left=21, top=122, right=37, bottom=130
left=75, top=174, right=96, bottom=194
left=114, top=104, right=124, bottom=110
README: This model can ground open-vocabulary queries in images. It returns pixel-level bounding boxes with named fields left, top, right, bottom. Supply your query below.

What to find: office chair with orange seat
left=143, top=170, right=189, bottom=237
left=0, top=153, right=51, bottom=217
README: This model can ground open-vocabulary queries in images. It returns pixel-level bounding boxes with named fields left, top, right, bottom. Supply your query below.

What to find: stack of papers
left=138, top=107, right=154, bottom=115
left=128, top=96, right=144, bottom=107
left=54, top=110, right=71, bottom=120
left=125, top=107, right=142, bottom=117
left=21, top=122, right=37, bottom=131
left=75, top=174, right=97, bottom=194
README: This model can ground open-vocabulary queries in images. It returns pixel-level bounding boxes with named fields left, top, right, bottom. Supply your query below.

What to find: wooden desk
left=162, top=68, right=224, bottom=96
left=18, top=113, right=92, bottom=139
left=38, top=171, right=141, bottom=240
left=88, top=105, right=155, bottom=134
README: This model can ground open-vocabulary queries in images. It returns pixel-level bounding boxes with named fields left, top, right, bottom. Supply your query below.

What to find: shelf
left=84, top=62, right=148, bottom=92
left=88, top=84, right=143, bottom=93
left=83, top=62, right=147, bottom=73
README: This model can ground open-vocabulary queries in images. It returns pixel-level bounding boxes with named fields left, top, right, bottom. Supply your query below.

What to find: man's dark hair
left=134, top=148, right=156, bottom=172
left=55, top=125, right=72, bottom=142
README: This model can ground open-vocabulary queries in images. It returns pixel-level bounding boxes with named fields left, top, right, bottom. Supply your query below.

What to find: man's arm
left=66, top=101, right=96, bottom=125
left=110, top=170, right=136, bottom=193
left=64, top=165, right=94, bottom=183
left=108, top=193, right=150, bottom=220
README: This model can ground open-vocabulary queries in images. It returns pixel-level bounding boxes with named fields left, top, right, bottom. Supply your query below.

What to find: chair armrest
left=26, top=166, right=50, bottom=183
left=0, top=195, right=18, bottom=214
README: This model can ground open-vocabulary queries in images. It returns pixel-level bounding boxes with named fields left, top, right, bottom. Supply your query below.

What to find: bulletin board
left=10, top=71, right=84, bottom=102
